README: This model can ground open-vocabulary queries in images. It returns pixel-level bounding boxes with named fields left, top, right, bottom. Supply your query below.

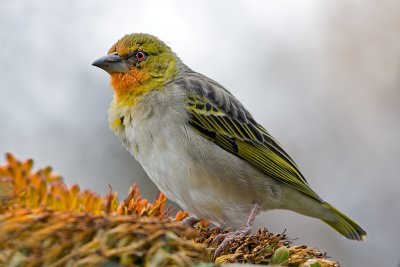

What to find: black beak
left=92, top=52, right=130, bottom=74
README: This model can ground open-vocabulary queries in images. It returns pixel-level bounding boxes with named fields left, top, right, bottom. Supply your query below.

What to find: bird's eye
left=135, top=51, right=147, bottom=61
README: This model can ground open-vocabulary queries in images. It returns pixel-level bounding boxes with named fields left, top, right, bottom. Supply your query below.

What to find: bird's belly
left=124, top=118, right=282, bottom=226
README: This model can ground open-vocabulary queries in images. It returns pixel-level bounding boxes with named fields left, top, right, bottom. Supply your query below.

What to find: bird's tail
left=322, top=203, right=366, bottom=241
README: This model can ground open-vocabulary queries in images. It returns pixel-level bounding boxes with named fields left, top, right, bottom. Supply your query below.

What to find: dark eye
left=135, top=51, right=147, bottom=61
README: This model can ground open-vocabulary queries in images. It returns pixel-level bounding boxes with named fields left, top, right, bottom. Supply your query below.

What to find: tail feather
left=322, top=203, right=366, bottom=241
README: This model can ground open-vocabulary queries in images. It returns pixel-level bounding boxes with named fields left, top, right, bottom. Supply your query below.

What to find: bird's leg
left=214, top=202, right=260, bottom=257
left=181, top=215, right=200, bottom=227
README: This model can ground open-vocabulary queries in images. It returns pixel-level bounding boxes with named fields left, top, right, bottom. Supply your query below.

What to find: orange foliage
left=0, top=153, right=185, bottom=221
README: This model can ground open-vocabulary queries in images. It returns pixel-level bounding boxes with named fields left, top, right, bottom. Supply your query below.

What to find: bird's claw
left=213, top=227, right=251, bottom=257
left=181, top=216, right=199, bottom=227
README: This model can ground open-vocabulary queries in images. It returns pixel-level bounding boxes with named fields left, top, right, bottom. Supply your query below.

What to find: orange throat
left=110, top=69, right=151, bottom=103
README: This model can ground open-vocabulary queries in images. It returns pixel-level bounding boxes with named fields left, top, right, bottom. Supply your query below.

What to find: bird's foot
left=213, top=202, right=260, bottom=257
left=213, top=226, right=251, bottom=257
left=181, top=215, right=200, bottom=227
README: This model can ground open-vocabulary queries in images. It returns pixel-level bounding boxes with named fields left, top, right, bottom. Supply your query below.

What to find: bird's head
left=93, top=33, right=177, bottom=104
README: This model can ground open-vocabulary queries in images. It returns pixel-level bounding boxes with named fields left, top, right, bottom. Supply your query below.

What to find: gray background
left=1, top=1, right=399, bottom=266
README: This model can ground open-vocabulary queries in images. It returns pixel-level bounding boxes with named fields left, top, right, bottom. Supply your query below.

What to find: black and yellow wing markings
left=177, top=75, right=321, bottom=202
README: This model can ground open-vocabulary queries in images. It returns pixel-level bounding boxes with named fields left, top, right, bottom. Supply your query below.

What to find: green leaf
left=310, top=262, right=322, bottom=267
left=270, top=246, right=290, bottom=265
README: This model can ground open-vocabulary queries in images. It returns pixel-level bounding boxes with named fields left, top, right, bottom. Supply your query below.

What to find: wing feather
left=176, top=74, right=321, bottom=201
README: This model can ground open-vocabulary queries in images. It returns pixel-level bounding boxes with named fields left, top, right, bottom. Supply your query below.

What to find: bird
left=92, top=33, right=366, bottom=256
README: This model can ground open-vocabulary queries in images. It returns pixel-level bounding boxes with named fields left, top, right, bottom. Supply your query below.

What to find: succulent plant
left=0, top=153, right=339, bottom=267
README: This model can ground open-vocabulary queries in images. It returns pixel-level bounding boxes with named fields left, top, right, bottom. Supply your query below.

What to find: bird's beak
left=92, top=53, right=130, bottom=74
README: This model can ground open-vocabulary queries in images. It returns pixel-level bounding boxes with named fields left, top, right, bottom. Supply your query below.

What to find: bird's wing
left=175, top=73, right=321, bottom=201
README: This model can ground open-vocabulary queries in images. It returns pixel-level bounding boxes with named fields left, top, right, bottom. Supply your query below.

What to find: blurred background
left=1, top=0, right=399, bottom=266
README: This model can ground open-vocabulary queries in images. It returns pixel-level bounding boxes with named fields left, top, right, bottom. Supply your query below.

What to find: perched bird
left=93, top=33, right=366, bottom=255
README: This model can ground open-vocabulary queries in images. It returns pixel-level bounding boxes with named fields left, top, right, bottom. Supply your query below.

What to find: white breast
left=108, top=85, right=283, bottom=226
